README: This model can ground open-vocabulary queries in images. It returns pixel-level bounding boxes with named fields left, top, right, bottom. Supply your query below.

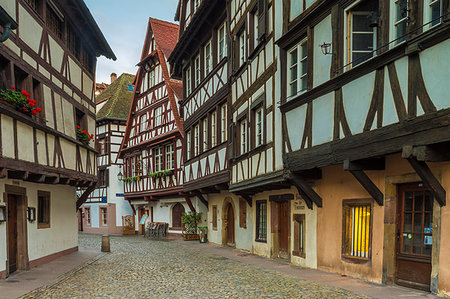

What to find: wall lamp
left=27, top=207, right=36, bottom=222
left=117, top=169, right=123, bottom=181
left=0, top=205, right=6, bottom=223
left=0, top=6, right=18, bottom=43
left=320, top=42, right=333, bottom=55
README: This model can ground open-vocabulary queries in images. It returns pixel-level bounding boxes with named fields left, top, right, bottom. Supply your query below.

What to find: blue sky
left=85, top=0, right=179, bottom=84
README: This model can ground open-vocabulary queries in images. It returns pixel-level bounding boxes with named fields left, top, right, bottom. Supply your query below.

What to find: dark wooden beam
left=289, top=172, right=322, bottom=209
left=402, top=143, right=450, bottom=162
left=215, top=183, right=228, bottom=190
left=0, top=168, right=8, bottom=178
left=348, top=169, right=384, bottom=206
left=240, top=194, right=252, bottom=207
left=184, top=196, right=196, bottom=212
left=193, top=192, right=208, bottom=210
left=406, top=157, right=446, bottom=206
left=343, top=158, right=385, bottom=171
left=76, top=184, right=96, bottom=210
left=269, top=194, right=294, bottom=202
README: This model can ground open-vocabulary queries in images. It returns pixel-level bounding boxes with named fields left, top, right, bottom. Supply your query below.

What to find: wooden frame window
left=25, top=0, right=42, bottom=15
left=85, top=207, right=91, bottom=225
left=342, top=199, right=372, bottom=261
left=202, top=117, right=208, bottom=152
left=142, top=150, right=148, bottom=176
left=186, top=130, right=192, bottom=160
left=250, top=6, right=259, bottom=52
left=255, top=106, right=264, bottom=147
left=194, top=124, right=200, bottom=156
left=194, top=54, right=201, bottom=87
left=0, top=54, right=11, bottom=91
left=14, top=65, right=30, bottom=92
left=218, top=23, right=227, bottom=61
left=293, top=214, right=305, bottom=257
left=66, top=26, right=80, bottom=59
left=37, top=191, right=50, bottom=229
left=149, top=68, right=156, bottom=88
left=287, top=39, right=308, bottom=98
left=212, top=205, right=218, bottom=230
left=185, top=66, right=192, bottom=96
left=165, top=144, right=174, bottom=170
left=239, top=199, right=247, bottom=229
left=204, top=40, right=212, bottom=76
left=220, top=104, right=227, bottom=143
left=135, top=154, right=142, bottom=175
left=140, top=113, right=148, bottom=132
left=75, top=108, right=87, bottom=129
left=98, top=169, right=109, bottom=187
left=256, top=200, right=267, bottom=242
left=239, top=117, right=248, bottom=155
left=154, top=147, right=163, bottom=172
left=32, top=78, right=45, bottom=124
left=394, top=0, right=408, bottom=44
left=346, top=1, right=378, bottom=68
left=100, top=207, right=108, bottom=226
left=211, top=111, right=217, bottom=147
left=46, top=2, right=64, bottom=40
left=154, top=106, right=162, bottom=127
left=238, top=28, right=246, bottom=67
left=185, top=0, right=192, bottom=26
left=429, top=0, right=442, bottom=27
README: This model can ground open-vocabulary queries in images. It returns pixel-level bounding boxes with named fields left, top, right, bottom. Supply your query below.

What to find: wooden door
left=172, top=203, right=184, bottom=229
left=226, top=203, right=235, bottom=246
left=278, top=201, right=289, bottom=257
left=7, top=194, right=18, bottom=274
left=396, top=184, right=433, bottom=291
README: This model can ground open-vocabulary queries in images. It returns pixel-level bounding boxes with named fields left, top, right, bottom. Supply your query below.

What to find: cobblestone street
left=21, top=234, right=366, bottom=298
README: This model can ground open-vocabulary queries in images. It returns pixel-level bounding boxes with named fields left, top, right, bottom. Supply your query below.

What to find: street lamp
left=117, top=169, right=123, bottom=181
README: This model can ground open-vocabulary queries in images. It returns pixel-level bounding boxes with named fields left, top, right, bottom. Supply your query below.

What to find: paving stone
left=20, top=234, right=367, bottom=299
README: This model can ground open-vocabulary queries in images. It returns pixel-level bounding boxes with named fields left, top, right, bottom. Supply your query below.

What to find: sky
left=85, top=0, right=179, bottom=84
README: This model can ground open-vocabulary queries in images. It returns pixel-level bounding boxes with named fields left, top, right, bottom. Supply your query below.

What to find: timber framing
left=285, top=170, right=322, bottom=209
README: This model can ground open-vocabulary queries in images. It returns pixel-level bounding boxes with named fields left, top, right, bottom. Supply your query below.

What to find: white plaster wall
left=285, top=105, right=307, bottom=151
left=312, top=93, right=334, bottom=146
left=313, top=15, right=332, bottom=88
left=0, top=179, right=78, bottom=268
left=18, top=5, right=42, bottom=53
left=149, top=197, right=189, bottom=234
left=107, top=165, right=133, bottom=226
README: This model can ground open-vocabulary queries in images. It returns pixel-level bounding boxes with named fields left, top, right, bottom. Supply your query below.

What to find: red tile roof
left=149, top=18, right=179, bottom=59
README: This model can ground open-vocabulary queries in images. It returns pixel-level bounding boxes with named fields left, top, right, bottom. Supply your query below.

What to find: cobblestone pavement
left=21, top=234, right=367, bottom=299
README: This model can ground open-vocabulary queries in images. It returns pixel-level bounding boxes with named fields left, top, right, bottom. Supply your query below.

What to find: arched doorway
left=172, top=203, right=185, bottom=229
left=226, top=203, right=235, bottom=246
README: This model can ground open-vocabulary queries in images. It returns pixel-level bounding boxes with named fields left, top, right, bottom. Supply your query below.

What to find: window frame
left=154, top=146, right=163, bottom=172
left=254, top=105, right=264, bottom=148
left=204, top=40, right=212, bottom=77
left=194, top=124, right=200, bottom=156
left=238, top=116, right=248, bottom=155
left=341, top=198, right=373, bottom=263
left=185, top=66, right=192, bottom=97
left=37, top=191, right=50, bottom=229
left=239, top=199, right=247, bottom=229
left=154, top=106, right=162, bottom=127
left=255, top=200, right=267, bottom=242
left=165, top=144, right=175, bottom=170
left=218, top=22, right=227, bottom=62
left=293, top=214, right=306, bottom=258
left=100, top=206, right=108, bottom=226
left=140, top=113, right=148, bottom=132
left=202, top=117, right=208, bottom=152
left=427, top=0, right=442, bottom=28
left=194, top=54, right=201, bottom=88
left=85, top=207, right=91, bottom=226
left=287, top=39, right=308, bottom=99
left=238, top=28, right=247, bottom=67
left=250, top=6, right=260, bottom=53
left=212, top=205, right=218, bottom=230
left=394, top=0, right=409, bottom=44
left=211, top=110, right=217, bottom=148
left=220, top=104, right=227, bottom=143
left=186, top=130, right=192, bottom=160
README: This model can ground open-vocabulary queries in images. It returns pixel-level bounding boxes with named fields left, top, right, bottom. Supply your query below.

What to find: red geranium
left=36, top=107, right=42, bottom=112
left=21, top=90, right=30, bottom=97
left=83, top=130, right=87, bottom=134
left=77, top=125, right=80, bottom=129
left=11, top=86, right=16, bottom=90
left=21, top=107, right=27, bottom=112
left=31, top=109, right=37, bottom=115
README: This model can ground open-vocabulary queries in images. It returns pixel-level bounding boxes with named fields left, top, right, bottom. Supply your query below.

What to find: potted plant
left=76, top=126, right=94, bottom=145
left=182, top=211, right=202, bottom=241
left=0, top=86, right=42, bottom=116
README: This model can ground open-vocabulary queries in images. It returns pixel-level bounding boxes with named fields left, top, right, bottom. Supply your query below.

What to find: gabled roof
left=96, top=73, right=135, bottom=121
left=148, top=18, right=179, bottom=59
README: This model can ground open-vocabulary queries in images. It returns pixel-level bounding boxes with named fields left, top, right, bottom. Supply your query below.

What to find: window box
left=149, top=169, right=174, bottom=179
left=0, top=87, right=43, bottom=116
left=76, top=127, right=94, bottom=145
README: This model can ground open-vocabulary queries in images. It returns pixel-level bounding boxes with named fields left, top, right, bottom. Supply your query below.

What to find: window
left=202, top=118, right=208, bottom=151
left=26, top=0, right=41, bottom=14
left=238, top=29, right=246, bottom=66
left=194, top=124, right=199, bottom=156
left=142, top=151, right=148, bottom=176
left=97, top=138, right=108, bottom=155
left=194, top=0, right=200, bottom=11
left=166, top=144, right=174, bottom=170
left=149, top=69, right=155, bottom=88
left=66, top=26, right=80, bottom=59
left=46, top=3, right=63, bottom=39
left=98, top=169, right=109, bottom=187
left=342, top=201, right=372, bottom=260
left=185, top=66, right=192, bottom=96
left=194, top=55, right=201, bottom=87
left=140, top=113, right=148, bottom=132
left=239, top=118, right=247, bottom=154
left=154, top=106, right=162, bottom=127
left=256, top=200, right=267, bottom=242
left=100, top=207, right=108, bottom=226
left=347, top=1, right=378, bottom=68
left=211, top=111, right=217, bottom=147
left=131, top=156, right=136, bottom=176
left=429, top=0, right=442, bottom=27
left=32, top=78, right=44, bottom=124
left=218, top=23, right=227, bottom=61
left=38, top=191, right=50, bottom=229
left=239, top=199, right=247, bottom=229
left=288, top=40, right=307, bottom=98
left=394, top=0, right=408, bottom=44
left=154, top=147, right=163, bottom=172
left=212, top=205, right=218, bottom=230
left=14, top=66, right=29, bottom=92
left=204, top=41, right=212, bottom=76
left=135, top=155, right=142, bottom=175
left=80, top=47, right=95, bottom=75
left=293, top=214, right=305, bottom=257
left=221, top=104, right=227, bottom=142
left=251, top=8, right=259, bottom=51
left=186, top=130, right=192, bottom=160
left=255, top=106, right=263, bottom=147
left=85, top=207, right=91, bottom=225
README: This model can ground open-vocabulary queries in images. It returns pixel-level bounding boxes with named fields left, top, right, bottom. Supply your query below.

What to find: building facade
left=279, top=0, right=450, bottom=294
left=79, top=73, right=134, bottom=235
left=119, top=18, right=198, bottom=235
left=0, top=0, right=114, bottom=279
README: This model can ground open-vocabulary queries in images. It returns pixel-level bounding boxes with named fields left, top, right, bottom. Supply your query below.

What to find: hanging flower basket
left=0, top=86, right=42, bottom=116
left=76, top=126, right=94, bottom=145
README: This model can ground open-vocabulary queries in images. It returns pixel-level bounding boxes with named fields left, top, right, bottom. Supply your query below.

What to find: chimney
left=110, top=73, right=117, bottom=83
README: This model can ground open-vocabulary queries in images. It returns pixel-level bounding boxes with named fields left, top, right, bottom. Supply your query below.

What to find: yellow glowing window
left=343, top=203, right=371, bottom=260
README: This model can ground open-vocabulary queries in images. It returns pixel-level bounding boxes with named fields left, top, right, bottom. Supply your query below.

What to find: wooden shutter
left=257, top=0, right=267, bottom=41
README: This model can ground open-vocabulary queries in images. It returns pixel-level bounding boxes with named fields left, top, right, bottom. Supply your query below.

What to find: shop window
left=100, top=207, right=108, bottom=226
left=342, top=200, right=372, bottom=260
left=293, top=214, right=305, bottom=257
left=239, top=199, right=247, bottom=229
left=256, top=200, right=267, bottom=242
left=38, top=191, right=50, bottom=229
left=212, top=205, right=218, bottom=230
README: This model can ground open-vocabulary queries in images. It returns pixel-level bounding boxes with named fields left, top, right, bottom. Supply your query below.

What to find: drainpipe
left=0, top=6, right=18, bottom=43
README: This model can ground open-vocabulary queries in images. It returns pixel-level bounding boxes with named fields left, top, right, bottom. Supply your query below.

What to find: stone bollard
left=101, top=235, right=110, bottom=252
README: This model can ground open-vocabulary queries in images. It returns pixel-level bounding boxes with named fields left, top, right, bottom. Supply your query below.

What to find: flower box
left=0, top=86, right=42, bottom=116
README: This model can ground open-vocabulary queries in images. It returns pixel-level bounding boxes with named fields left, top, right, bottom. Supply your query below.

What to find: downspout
left=0, top=6, right=18, bottom=43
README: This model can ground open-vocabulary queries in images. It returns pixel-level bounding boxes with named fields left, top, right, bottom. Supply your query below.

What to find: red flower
left=21, top=90, right=30, bottom=97
left=32, top=99, right=37, bottom=104
left=21, top=107, right=27, bottom=112
left=77, top=125, right=80, bottom=129
left=36, top=107, right=42, bottom=113
left=83, top=130, right=87, bottom=134
left=29, top=102, right=35, bottom=107
left=11, top=86, right=16, bottom=90
left=31, top=109, right=37, bottom=115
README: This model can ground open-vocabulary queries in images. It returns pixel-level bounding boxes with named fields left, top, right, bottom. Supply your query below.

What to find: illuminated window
left=342, top=201, right=372, bottom=260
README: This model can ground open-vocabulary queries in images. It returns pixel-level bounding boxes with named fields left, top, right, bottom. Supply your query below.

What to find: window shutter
left=228, top=122, right=236, bottom=159
left=257, top=0, right=267, bottom=41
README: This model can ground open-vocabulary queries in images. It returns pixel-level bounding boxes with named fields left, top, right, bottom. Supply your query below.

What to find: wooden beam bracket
left=76, top=184, right=96, bottom=210
left=240, top=194, right=252, bottom=207
left=193, top=191, right=209, bottom=210
left=289, top=171, right=322, bottom=209
left=184, top=196, right=196, bottom=212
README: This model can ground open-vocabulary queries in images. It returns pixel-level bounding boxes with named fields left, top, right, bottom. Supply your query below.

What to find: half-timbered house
left=0, top=0, right=114, bottom=279
left=169, top=0, right=251, bottom=249
left=79, top=73, right=134, bottom=235
left=278, top=0, right=450, bottom=294
left=119, top=18, right=196, bottom=235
